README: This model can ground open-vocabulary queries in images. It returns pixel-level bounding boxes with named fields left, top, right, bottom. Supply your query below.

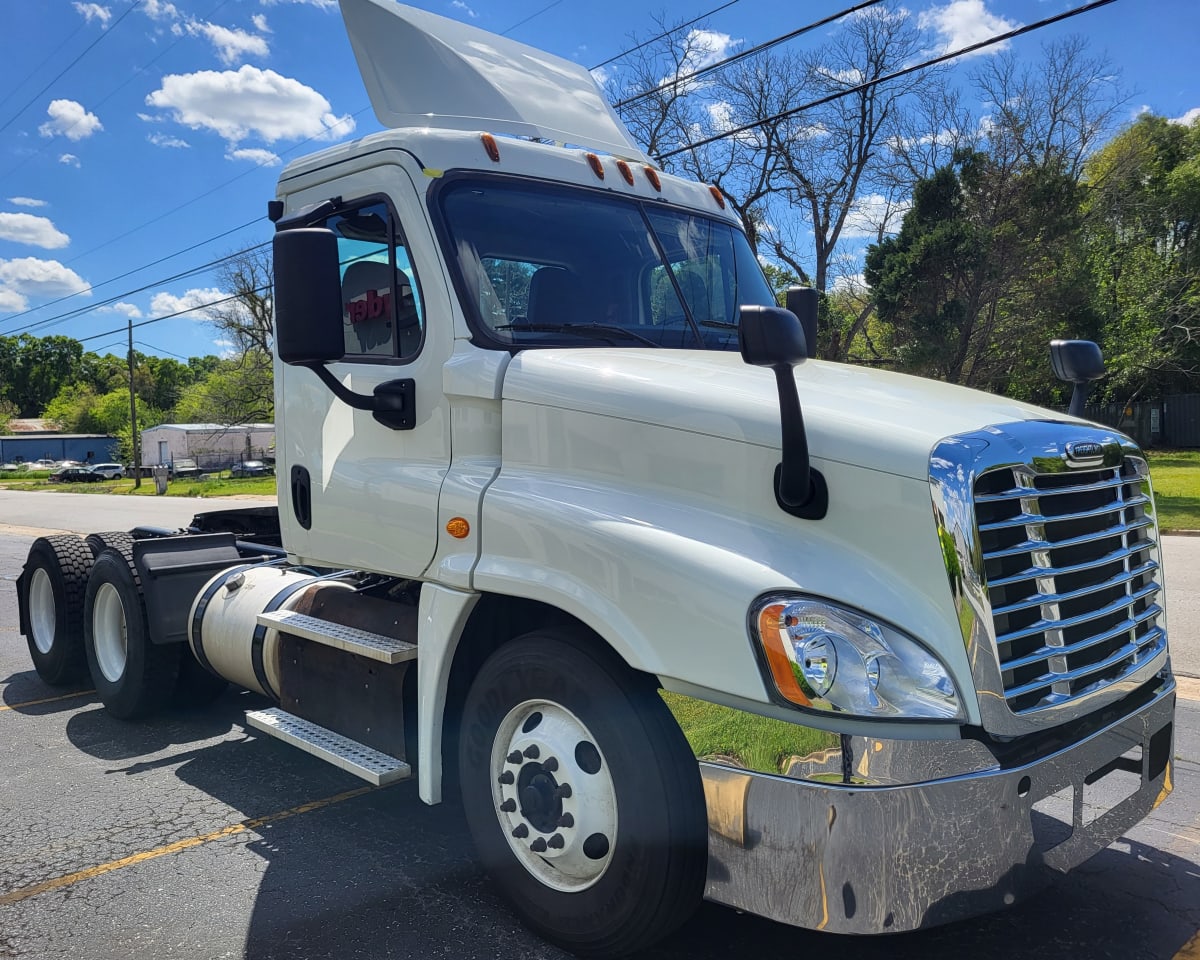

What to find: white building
left=140, top=423, right=275, bottom=469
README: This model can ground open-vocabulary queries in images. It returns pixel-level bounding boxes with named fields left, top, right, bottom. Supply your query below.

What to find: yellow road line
left=0, top=689, right=95, bottom=712
left=1174, top=931, right=1200, bottom=960
left=0, top=784, right=375, bottom=906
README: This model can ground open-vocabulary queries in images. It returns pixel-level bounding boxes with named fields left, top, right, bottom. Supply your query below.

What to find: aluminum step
left=245, top=707, right=411, bottom=786
left=257, top=610, right=418, bottom=664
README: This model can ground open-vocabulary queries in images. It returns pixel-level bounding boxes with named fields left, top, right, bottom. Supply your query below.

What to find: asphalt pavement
left=0, top=494, right=1197, bottom=960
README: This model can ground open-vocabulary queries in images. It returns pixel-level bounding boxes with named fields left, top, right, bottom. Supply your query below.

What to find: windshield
left=438, top=179, right=776, bottom=350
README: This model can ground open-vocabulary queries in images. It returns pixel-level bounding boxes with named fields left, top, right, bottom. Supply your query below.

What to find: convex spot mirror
left=274, top=227, right=346, bottom=365
left=1050, top=339, right=1105, bottom=385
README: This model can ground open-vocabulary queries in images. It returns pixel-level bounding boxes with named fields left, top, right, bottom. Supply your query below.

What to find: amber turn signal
left=446, top=517, right=471, bottom=539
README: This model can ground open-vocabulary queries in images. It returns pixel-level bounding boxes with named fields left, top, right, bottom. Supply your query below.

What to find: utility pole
left=128, top=316, right=140, bottom=489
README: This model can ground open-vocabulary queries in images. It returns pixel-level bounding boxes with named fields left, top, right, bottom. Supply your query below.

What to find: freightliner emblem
left=1063, top=440, right=1107, bottom=467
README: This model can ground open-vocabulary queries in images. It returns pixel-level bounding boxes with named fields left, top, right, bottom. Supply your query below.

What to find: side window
left=324, top=200, right=424, bottom=360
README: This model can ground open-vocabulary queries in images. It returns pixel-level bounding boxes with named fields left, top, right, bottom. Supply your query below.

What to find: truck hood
left=502, top=349, right=1063, bottom=480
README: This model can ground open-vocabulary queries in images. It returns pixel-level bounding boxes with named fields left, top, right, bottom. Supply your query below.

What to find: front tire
left=459, top=629, right=707, bottom=957
left=21, top=536, right=92, bottom=685
left=83, top=546, right=180, bottom=720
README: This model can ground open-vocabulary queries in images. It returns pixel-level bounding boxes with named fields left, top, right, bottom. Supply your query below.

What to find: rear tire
left=85, top=531, right=133, bottom=557
left=458, top=628, right=707, bottom=957
left=21, top=536, right=92, bottom=685
left=83, top=546, right=180, bottom=720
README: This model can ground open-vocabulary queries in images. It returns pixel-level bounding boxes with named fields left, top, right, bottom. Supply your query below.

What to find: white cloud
left=841, top=193, right=911, bottom=239
left=451, top=1, right=478, bottom=18
left=252, top=13, right=270, bottom=32
left=918, top=0, right=1019, bottom=58
left=0, top=259, right=91, bottom=304
left=590, top=66, right=610, bottom=87
left=145, top=66, right=355, bottom=145
left=38, top=99, right=103, bottom=140
left=682, top=29, right=736, bottom=72
left=0, top=288, right=26, bottom=312
left=8, top=197, right=48, bottom=208
left=0, top=213, right=70, bottom=250
left=1170, top=107, right=1200, bottom=126
left=73, top=3, right=112, bottom=25
left=141, top=0, right=180, bottom=21
left=259, top=0, right=337, bottom=9
left=59, top=154, right=81, bottom=167
left=150, top=287, right=227, bottom=319
left=830, top=272, right=868, bottom=294
left=98, top=301, right=143, bottom=318
left=226, top=147, right=281, bottom=166
left=186, top=20, right=270, bottom=65
left=148, top=132, right=190, bottom=148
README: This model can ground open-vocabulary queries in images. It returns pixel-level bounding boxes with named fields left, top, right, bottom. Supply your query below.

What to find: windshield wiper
left=697, top=319, right=738, bottom=329
left=496, top=322, right=661, bottom=347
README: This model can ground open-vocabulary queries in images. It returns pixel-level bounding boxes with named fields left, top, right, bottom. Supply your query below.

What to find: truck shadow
left=1, top=669, right=93, bottom=714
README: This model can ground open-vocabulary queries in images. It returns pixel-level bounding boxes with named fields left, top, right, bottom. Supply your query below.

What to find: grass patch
left=0, top=475, right=276, bottom=498
left=1147, top=450, right=1200, bottom=533
left=661, top=690, right=837, bottom=775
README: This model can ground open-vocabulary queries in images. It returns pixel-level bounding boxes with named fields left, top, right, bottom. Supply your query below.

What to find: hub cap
left=28, top=567, right=56, bottom=655
left=490, top=700, right=617, bottom=892
left=92, top=582, right=128, bottom=683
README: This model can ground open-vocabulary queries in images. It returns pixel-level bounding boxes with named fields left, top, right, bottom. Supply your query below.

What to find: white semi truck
left=17, top=0, right=1175, bottom=955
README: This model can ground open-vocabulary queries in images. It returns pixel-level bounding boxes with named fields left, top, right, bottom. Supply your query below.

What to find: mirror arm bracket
left=771, top=365, right=828, bottom=520
left=303, top=363, right=416, bottom=431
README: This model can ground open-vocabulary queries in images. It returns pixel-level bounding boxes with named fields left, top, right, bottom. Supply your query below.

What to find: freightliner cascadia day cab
left=17, top=0, right=1176, bottom=954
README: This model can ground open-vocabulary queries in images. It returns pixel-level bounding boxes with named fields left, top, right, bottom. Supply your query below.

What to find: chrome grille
left=973, top=457, right=1166, bottom=715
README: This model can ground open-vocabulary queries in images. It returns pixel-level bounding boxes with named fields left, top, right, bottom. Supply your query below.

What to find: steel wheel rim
left=490, top=699, right=618, bottom=893
left=28, top=567, right=56, bottom=655
left=92, top=582, right=128, bottom=683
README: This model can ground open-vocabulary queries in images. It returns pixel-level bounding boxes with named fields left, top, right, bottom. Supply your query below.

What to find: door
left=277, top=161, right=453, bottom=578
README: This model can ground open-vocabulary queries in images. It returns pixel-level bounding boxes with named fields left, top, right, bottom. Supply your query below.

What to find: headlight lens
left=752, top=597, right=965, bottom=720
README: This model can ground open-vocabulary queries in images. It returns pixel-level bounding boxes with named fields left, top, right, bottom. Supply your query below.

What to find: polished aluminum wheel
left=92, top=581, right=129, bottom=683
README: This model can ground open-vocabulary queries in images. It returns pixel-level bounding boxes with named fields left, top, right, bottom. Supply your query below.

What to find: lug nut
left=506, top=750, right=523, bottom=764
left=542, top=757, right=559, bottom=773
left=512, top=824, right=529, bottom=839
left=547, top=833, right=565, bottom=849
left=554, top=784, right=572, bottom=800
left=500, top=799, right=517, bottom=813
left=498, top=771, right=514, bottom=785
left=558, top=813, right=574, bottom=828
left=530, top=837, right=548, bottom=853
left=523, top=745, right=540, bottom=759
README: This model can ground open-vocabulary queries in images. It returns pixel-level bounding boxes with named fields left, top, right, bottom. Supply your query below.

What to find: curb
left=1163, top=530, right=1200, bottom=537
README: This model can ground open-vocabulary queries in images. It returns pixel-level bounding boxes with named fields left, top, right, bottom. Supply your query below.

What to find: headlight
left=751, top=596, right=965, bottom=721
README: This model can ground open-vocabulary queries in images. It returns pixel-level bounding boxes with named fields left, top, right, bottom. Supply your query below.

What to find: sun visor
left=338, top=0, right=650, bottom=163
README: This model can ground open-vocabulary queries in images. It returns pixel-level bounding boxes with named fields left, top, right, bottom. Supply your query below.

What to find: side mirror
left=274, top=228, right=346, bottom=365
left=739, top=303, right=826, bottom=519
left=784, top=285, right=819, bottom=354
left=1050, top=339, right=1104, bottom=417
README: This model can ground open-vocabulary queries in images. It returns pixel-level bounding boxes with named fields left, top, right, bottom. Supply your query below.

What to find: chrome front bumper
left=701, top=679, right=1175, bottom=934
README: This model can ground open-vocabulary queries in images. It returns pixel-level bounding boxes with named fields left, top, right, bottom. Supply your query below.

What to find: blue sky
left=0, top=0, right=1196, bottom=364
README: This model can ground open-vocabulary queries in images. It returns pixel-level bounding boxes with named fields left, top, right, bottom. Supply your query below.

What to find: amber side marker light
left=585, top=153, right=605, bottom=180
left=644, top=166, right=662, bottom=191
left=481, top=133, right=501, bottom=163
left=708, top=185, right=726, bottom=209
left=616, top=160, right=635, bottom=185
left=446, top=517, right=471, bottom=539
left=757, top=603, right=812, bottom=707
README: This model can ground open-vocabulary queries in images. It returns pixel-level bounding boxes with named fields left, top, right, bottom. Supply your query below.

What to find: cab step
left=245, top=707, right=411, bottom=786
left=257, top=610, right=418, bottom=664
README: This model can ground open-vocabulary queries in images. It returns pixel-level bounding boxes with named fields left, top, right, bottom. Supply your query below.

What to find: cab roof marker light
left=585, top=153, right=605, bottom=180
left=644, top=167, right=662, bottom=192
left=616, top=160, right=635, bottom=185
left=708, top=185, right=726, bottom=209
left=481, top=133, right=501, bottom=163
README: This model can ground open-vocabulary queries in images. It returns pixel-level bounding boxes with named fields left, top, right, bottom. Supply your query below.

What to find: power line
left=589, top=0, right=740, bottom=71
left=1, top=218, right=265, bottom=329
left=658, top=0, right=1121, bottom=160
left=501, top=0, right=565, bottom=36
left=77, top=286, right=272, bottom=345
left=4, top=241, right=271, bottom=339
left=615, top=0, right=888, bottom=110
left=0, top=20, right=88, bottom=113
left=0, top=0, right=142, bottom=138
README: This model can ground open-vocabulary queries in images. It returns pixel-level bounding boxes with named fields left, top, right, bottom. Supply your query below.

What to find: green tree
left=0, top=334, right=83, bottom=417
left=1083, top=114, right=1200, bottom=398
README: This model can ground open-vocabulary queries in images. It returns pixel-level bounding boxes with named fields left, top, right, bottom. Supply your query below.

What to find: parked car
left=1, top=462, right=23, bottom=472
left=90, top=463, right=124, bottom=480
left=168, top=458, right=201, bottom=479
left=48, top=466, right=101, bottom=483
left=230, top=460, right=272, bottom=478
left=31, top=459, right=58, bottom=471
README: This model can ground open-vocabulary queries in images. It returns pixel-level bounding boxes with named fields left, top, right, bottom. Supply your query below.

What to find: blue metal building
left=1, top=434, right=119, bottom=465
